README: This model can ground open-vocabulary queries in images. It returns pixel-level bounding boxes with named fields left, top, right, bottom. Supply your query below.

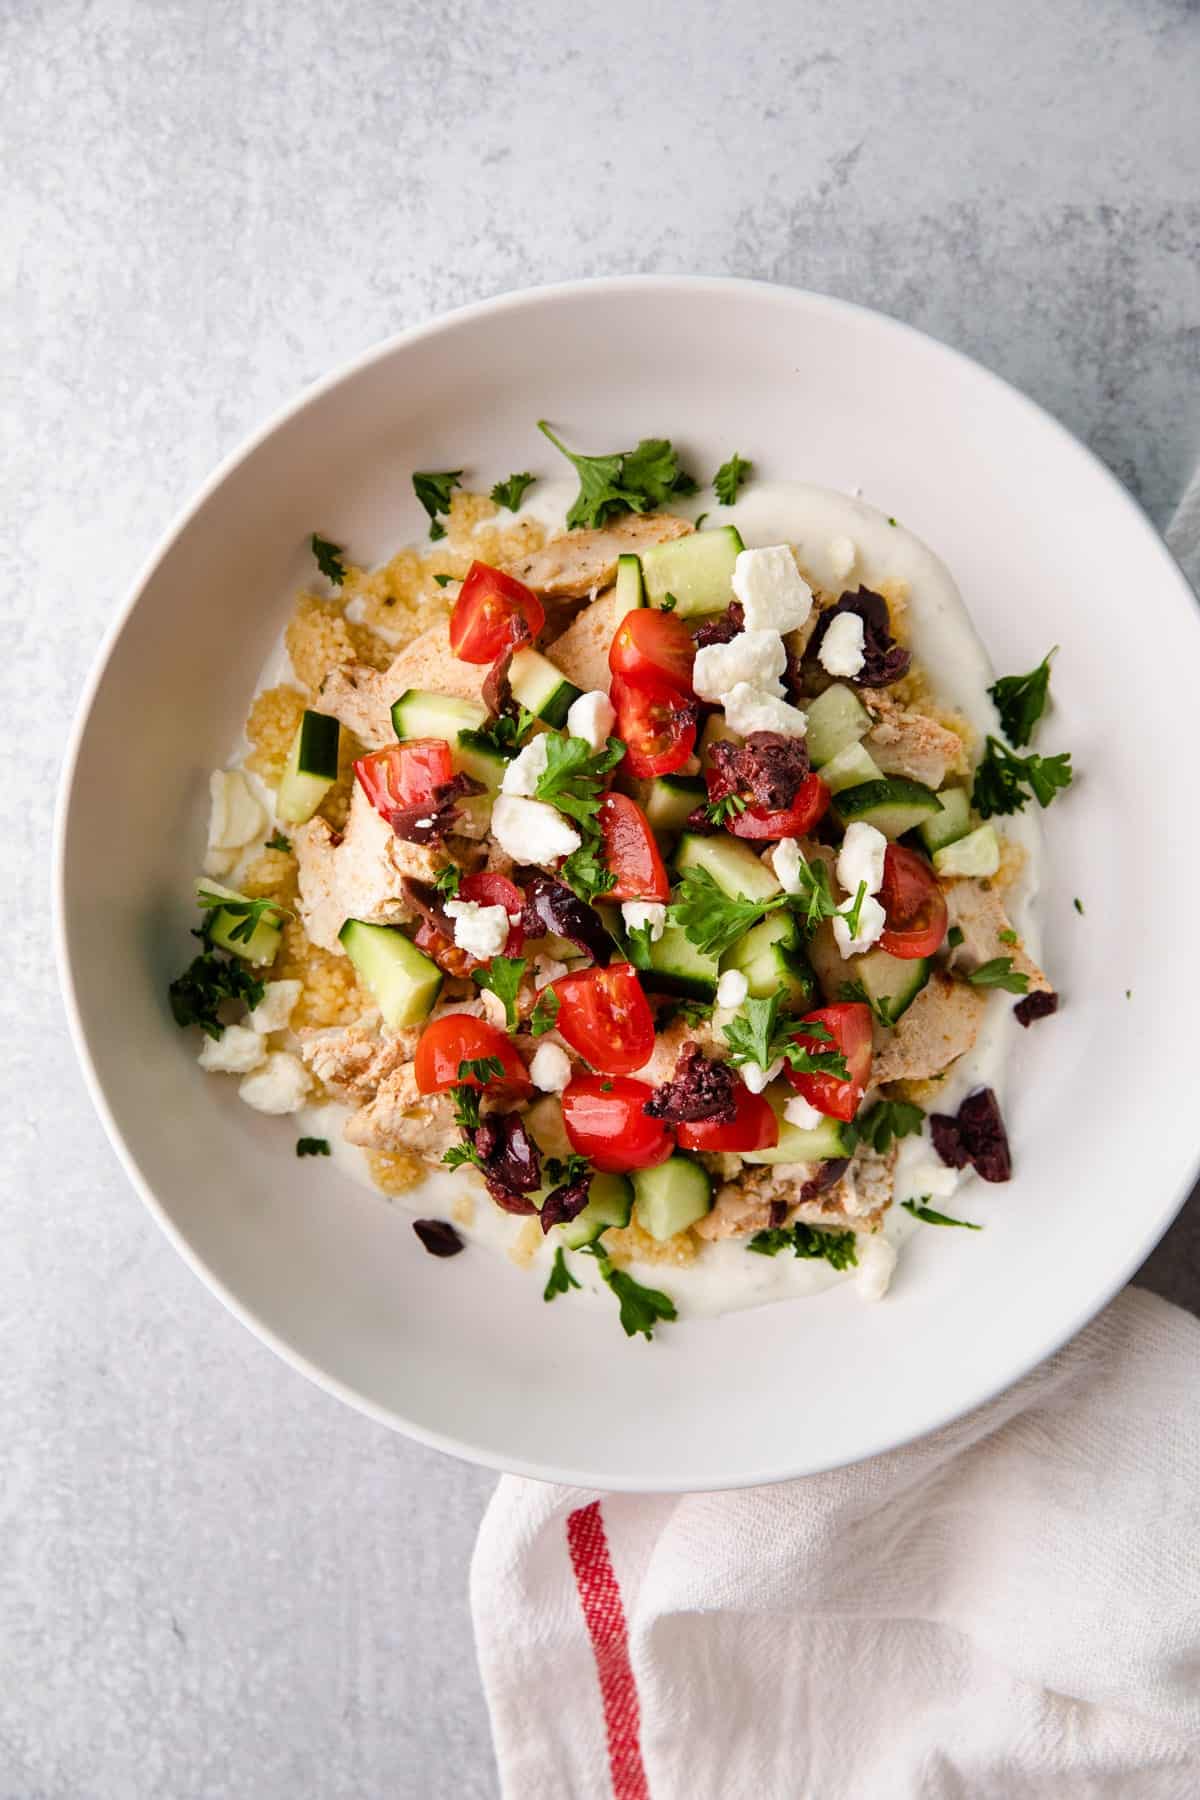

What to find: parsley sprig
left=838, top=979, right=897, bottom=1029
left=543, top=1246, right=580, bottom=1301
left=902, top=1198, right=982, bottom=1230
left=973, top=736, right=1073, bottom=819
left=529, top=988, right=560, bottom=1036
left=442, top=1076, right=491, bottom=1171
left=491, top=470, right=536, bottom=512
left=714, top=453, right=753, bottom=506
left=747, top=1222, right=858, bottom=1268
left=989, top=648, right=1057, bottom=747
left=472, top=956, right=527, bottom=1031
left=544, top=1153, right=591, bottom=1186
left=721, top=987, right=849, bottom=1081
left=412, top=469, right=462, bottom=541
left=534, top=733, right=624, bottom=904
left=195, top=889, right=291, bottom=946
left=537, top=423, right=697, bottom=530
left=296, top=1137, right=331, bottom=1157
left=433, top=864, right=462, bottom=898
left=584, top=1245, right=677, bottom=1340
left=168, top=952, right=265, bottom=1040
left=856, top=1098, right=924, bottom=1154
left=459, top=709, right=536, bottom=758
left=704, top=793, right=748, bottom=827
left=310, top=533, right=345, bottom=585
left=667, top=865, right=789, bottom=960
left=966, top=957, right=1030, bottom=994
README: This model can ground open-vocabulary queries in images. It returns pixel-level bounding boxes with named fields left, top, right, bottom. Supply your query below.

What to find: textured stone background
left=3, top=1, right=1198, bottom=1794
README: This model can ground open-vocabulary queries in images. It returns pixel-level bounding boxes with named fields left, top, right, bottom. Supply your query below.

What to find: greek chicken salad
left=170, top=427, right=1073, bottom=1338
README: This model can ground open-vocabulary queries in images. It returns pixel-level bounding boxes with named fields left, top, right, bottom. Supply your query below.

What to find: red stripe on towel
left=566, top=1501, right=650, bottom=1800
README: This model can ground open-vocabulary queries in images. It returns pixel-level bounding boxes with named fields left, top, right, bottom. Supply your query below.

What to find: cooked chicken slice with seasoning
left=546, top=589, right=631, bottom=694
left=344, top=1070, right=458, bottom=1158
left=299, top=1020, right=420, bottom=1102
left=863, top=691, right=966, bottom=789
left=871, top=971, right=985, bottom=1084
left=943, top=879, right=1052, bottom=992
left=693, top=1177, right=776, bottom=1241
left=320, top=622, right=489, bottom=750
left=633, top=1014, right=725, bottom=1087
left=504, top=514, right=692, bottom=600
left=293, top=784, right=445, bottom=953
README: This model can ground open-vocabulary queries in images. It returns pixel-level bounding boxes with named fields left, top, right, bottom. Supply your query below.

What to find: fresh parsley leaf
left=838, top=978, right=896, bottom=1029
left=973, top=736, right=1073, bottom=819
left=747, top=1222, right=858, bottom=1269
left=966, top=957, right=1030, bottom=994
left=433, top=864, right=462, bottom=898
left=667, top=865, right=789, bottom=960
left=998, top=928, right=1018, bottom=945
left=459, top=709, right=536, bottom=757
left=543, top=1246, right=581, bottom=1301
left=704, top=792, right=748, bottom=827
left=856, top=1098, right=924, bottom=1154
left=529, top=988, right=561, bottom=1036
left=1074, top=897, right=1084, bottom=916
left=537, top=422, right=697, bottom=530
left=902, top=1198, right=982, bottom=1230
left=560, top=837, right=616, bottom=906
left=433, top=572, right=457, bottom=588
left=946, top=925, right=964, bottom=949
left=490, top=470, right=536, bottom=512
left=839, top=880, right=868, bottom=942
left=656, top=996, right=715, bottom=1031
left=784, top=852, right=843, bottom=936
left=693, top=512, right=709, bottom=531
left=721, top=986, right=848, bottom=1081
left=713, top=453, right=753, bottom=506
left=621, top=918, right=656, bottom=970
left=168, top=952, right=265, bottom=1040
left=310, top=533, right=345, bottom=585
left=659, top=592, right=678, bottom=612
left=534, top=734, right=624, bottom=828
left=458, top=1055, right=506, bottom=1088
left=412, top=469, right=463, bottom=541
left=988, top=647, right=1057, bottom=748
left=471, top=957, right=527, bottom=1031
left=545, top=1153, right=591, bottom=1186
left=443, top=1141, right=482, bottom=1171
left=296, top=1137, right=331, bottom=1157
left=443, top=1081, right=485, bottom=1169
left=265, top=830, right=292, bottom=853
left=585, top=1246, right=677, bottom=1340
left=195, top=889, right=291, bottom=947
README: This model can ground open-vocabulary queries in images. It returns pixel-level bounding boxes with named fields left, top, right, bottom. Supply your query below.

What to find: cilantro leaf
left=902, top=1198, right=982, bottom=1230
left=713, top=453, right=753, bottom=506
left=265, top=830, right=291, bottom=853
left=491, top=470, right=536, bottom=512
left=856, top=1098, right=925, bottom=1154
left=585, top=1246, right=677, bottom=1340
left=747, top=1222, right=858, bottom=1268
left=433, top=864, right=462, bottom=898
left=459, top=710, right=536, bottom=758
left=412, top=469, right=463, bottom=541
left=296, top=1137, right=331, bottom=1157
left=195, top=888, right=291, bottom=947
left=534, top=734, right=624, bottom=827
left=471, top=957, right=527, bottom=1031
left=537, top=422, right=697, bottom=530
left=966, top=957, right=1030, bottom=994
left=667, top=865, right=789, bottom=960
left=543, top=1246, right=581, bottom=1301
left=168, top=951, right=265, bottom=1040
left=310, top=533, right=345, bottom=585
left=989, top=647, right=1057, bottom=748
left=529, top=988, right=560, bottom=1036
left=973, top=736, right=1073, bottom=819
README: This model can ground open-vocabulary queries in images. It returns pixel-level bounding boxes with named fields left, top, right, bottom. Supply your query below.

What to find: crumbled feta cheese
left=771, top=837, right=805, bottom=894
left=731, top=545, right=814, bottom=634
left=490, top=795, right=581, bottom=863
left=723, top=683, right=808, bottom=739
left=741, top=1057, right=783, bottom=1094
left=207, top=769, right=267, bottom=854
left=445, top=898, right=510, bottom=959
left=500, top=733, right=550, bottom=797
left=828, top=536, right=857, bottom=582
left=529, top=1041, right=572, bottom=1093
left=818, top=611, right=866, bottom=678
left=837, top=821, right=888, bottom=898
left=856, top=1233, right=898, bottom=1302
left=248, top=979, right=303, bottom=1034
left=202, top=846, right=239, bottom=878
left=832, top=892, right=887, bottom=957
left=784, top=1093, right=825, bottom=1131
left=692, top=630, right=787, bottom=702
left=566, top=689, right=616, bottom=753
left=198, top=1024, right=268, bottom=1075
left=715, top=968, right=749, bottom=1007
left=905, top=1160, right=960, bottom=1199
left=621, top=901, right=667, bottom=943
left=238, top=1051, right=311, bottom=1114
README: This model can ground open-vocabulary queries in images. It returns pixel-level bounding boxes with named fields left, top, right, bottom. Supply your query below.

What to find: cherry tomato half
left=610, top=674, right=697, bottom=779
left=784, top=1003, right=874, bottom=1122
left=414, top=1015, right=531, bottom=1098
left=726, top=774, right=831, bottom=841
left=449, top=561, right=545, bottom=664
left=561, top=1075, right=675, bottom=1173
left=551, top=963, right=656, bottom=1076
left=676, top=1082, right=779, bottom=1153
left=878, top=844, right=949, bottom=959
left=355, top=738, right=453, bottom=818
left=598, top=793, right=670, bottom=903
left=413, top=871, right=525, bottom=976
left=608, top=608, right=696, bottom=696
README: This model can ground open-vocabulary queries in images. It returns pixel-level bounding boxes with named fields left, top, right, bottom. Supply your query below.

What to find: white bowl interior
left=57, top=280, right=1200, bottom=1488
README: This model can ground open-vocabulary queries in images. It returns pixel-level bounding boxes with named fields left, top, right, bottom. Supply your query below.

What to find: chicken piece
left=693, top=1177, right=777, bottom=1241
left=872, top=971, right=985, bottom=1084
left=943, top=879, right=1052, bottom=992
left=317, top=663, right=397, bottom=752
left=320, top=622, right=489, bottom=750
left=293, top=783, right=444, bottom=952
left=864, top=691, right=966, bottom=789
left=505, top=514, right=692, bottom=600
left=345, top=1072, right=458, bottom=1158
left=546, top=589, right=630, bottom=694
left=299, top=1020, right=419, bottom=1102
left=633, top=1014, right=725, bottom=1087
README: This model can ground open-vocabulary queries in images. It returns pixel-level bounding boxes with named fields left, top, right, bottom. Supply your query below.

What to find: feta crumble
left=239, top=1051, right=311, bottom=1115
left=832, top=892, right=887, bottom=957
left=905, top=1160, right=960, bottom=1200
left=500, top=733, right=550, bottom=797
left=490, top=795, right=581, bottom=863
left=198, top=1024, right=268, bottom=1075
left=818, top=611, right=866, bottom=678
left=723, top=683, right=808, bottom=739
left=732, top=545, right=814, bottom=634
left=206, top=769, right=267, bottom=863
left=783, top=1092, right=825, bottom=1131
left=828, top=535, right=857, bottom=583
left=445, top=898, right=510, bottom=959
left=529, top=1042, right=572, bottom=1093
left=692, top=629, right=787, bottom=702
left=621, top=901, right=667, bottom=943
left=248, top=980, right=303, bottom=1034
left=741, top=1057, right=783, bottom=1094
left=715, top=968, right=749, bottom=1007
left=837, top=821, right=888, bottom=898
left=566, top=689, right=616, bottom=753
left=770, top=837, right=806, bottom=894
left=856, top=1233, right=897, bottom=1302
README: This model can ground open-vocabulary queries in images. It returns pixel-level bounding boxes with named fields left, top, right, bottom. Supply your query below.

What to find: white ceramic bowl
left=56, top=278, right=1200, bottom=1490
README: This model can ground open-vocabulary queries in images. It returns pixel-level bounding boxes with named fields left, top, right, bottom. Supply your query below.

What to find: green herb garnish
left=946, top=925, right=964, bottom=949
left=537, top=423, right=697, bottom=530
left=973, top=736, right=1073, bottom=819
left=265, top=830, right=292, bottom=853
left=856, top=1098, right=924, bottom=1154
left=584, top=1245, right=677, bottom=1340
left=747, top=1222, right=858, bottom=1268
left=998, top=928, right=1018, bottom=945
left=458, top=1055, right=506, bottom=1088
left=659, top=592, right=678, bottom=612
left=902, top=1198, right=982, bottom=1230
left=168, top=952, right=265, bottom=1040
left=490, top=470, right=536, bottom=512
left=838, top=978, right=897, bottom=1029
left=721, top=986, right=848, bottom=1081
left=433, top=572, right=457, bottom=588
left=544, top=1153, right=591, bottom=1186
left=543, top=1246, right=581, bottom=1301
left=195, top=889, right=291, bottom=947
left=714, top=453, right=753, bottom=506
left=666, top=865, right=788, bottom=960
left=534, top=734, right=625, bottom=828
left=296, top=1137, right=331, bottom=1157
left=471, top=957, right=527, bottom=1032
left=989, top=647, right=1057, bottom=747
left=459, top=709, right=537, bottom=758
left=966, top=957, right=1030, bottom=994
left=560, top=837, right=616, bottom=905
left=412, top=469, right=463, bottom=541
left=432, top=863, right=462, bottom=898
left=310, top=533, right=345, bottom=585
left=529, top=988, right=561, bottom=1036
left=1074, top=897, right=1084, bottom=916
left=703, top=792, right=748, bottom=827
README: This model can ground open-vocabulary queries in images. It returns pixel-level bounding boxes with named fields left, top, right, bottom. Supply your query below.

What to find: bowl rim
left=53, top=274, right=1200, bottom=1489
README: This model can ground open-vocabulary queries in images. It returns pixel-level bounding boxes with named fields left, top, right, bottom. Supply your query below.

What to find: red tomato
left=598, top=793, right=670, bottom=903
left=355, top=738, right=453, bottom=817
left=551, top=963, right=656, bottom=1076
left=561, top=1075, right=674, bottom=1173
left=458, top=871, right=526, bottom=959
left=608, top=608, right=696, bottom=695
left=611, top=674, right=697, bottom=779
left=726, top=774, right=831, bottom=841
left=878, top=844, right=949, bottom=959
left=414, top=1015, right=531, bottom=1098
left=449, top=561, right=545, bottom=663
left=414, top=918, right=474, bottom=979
left=784, top=1003, right=874, bottom=1122
left=676, top=1083, right=779, bottom=1153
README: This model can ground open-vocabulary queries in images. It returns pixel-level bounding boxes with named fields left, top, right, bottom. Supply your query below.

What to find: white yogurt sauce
left=263, top=481, right=1042, bottom=1317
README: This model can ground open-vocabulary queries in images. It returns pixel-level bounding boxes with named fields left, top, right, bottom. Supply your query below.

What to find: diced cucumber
left=391, top=689, right=487, bottom=742
left=632, top=774, right=705, bottom=846
left=851, top=946, right=930, bottom=1023
left=742, top=1091, right=857, bottom=1166
left=614, top=553, right=645, bottom=614
left=819, top=740, right=883, bottom=795
left=452, top=735, right=510, bottom=795
left=933, top=823, right=1001, bottom=879
left=805, top=683, right=873, bottom=767
left=196, top=879, right=284, bottom=966
left=524, top=1094, right=573, bottom=1159
left=919, top=786, right=972, bottom=854
left=276, top=710, right=341, bottom=824
left=675, top=831, right=781, bottom=902
left=510, top=646, right=582, bottom=727
left=835, top=777, right=942, bottom=839
left=699, top=712, right=741, bottom=766
left=639, top=922, right=720, bottom=1000
left=641, top=526, right=744, bottom=618
left=338, top=920, right=442, bottom=1027
left=559, top=1172, right=634, bottom=1250
left=720, top=913, right=813, bottom=1007
left=633, top=1155, right=713, bottom=1239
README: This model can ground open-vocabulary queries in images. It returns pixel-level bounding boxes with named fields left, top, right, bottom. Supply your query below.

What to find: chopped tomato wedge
left=561, top=1075, right=674, bottom=1173
left=878, top=844, right=949, bottom=959
left=551, top=963, right=656, bottom=1076
left=784, top=1003, right=873, bottom=1122
left=449, top=561, right=545, bottom=664
left=414, top=1015, right=531, bottom=1098
left=676, top=1082, right=779, bottom=1153
left=704, top=760, right=831, bottom=841
left=608, top=608, right=696, bottom=696
left=598, top=793, right=670, bottom=903
left=610, top=674, right=697, bottom=779
left=355, top=738, right=453, bottom=818
left=414, top=871, right=525, bottom=976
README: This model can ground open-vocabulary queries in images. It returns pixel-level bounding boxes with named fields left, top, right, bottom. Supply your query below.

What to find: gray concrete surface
left=3, top=1, right=1198, bottom=1794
